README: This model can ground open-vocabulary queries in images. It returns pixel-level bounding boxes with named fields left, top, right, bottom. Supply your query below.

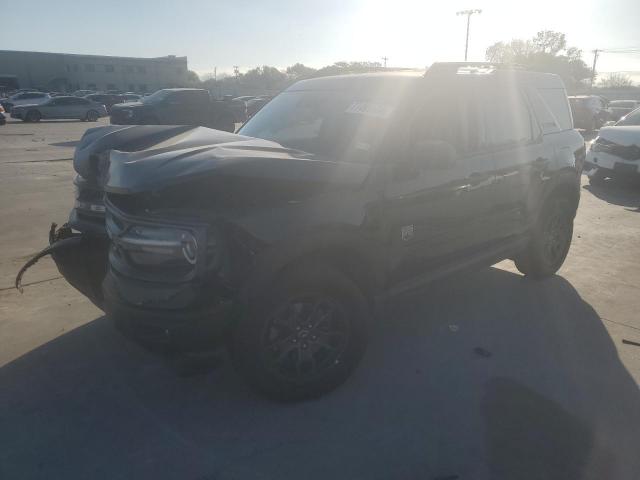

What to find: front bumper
left=103, top=271, right=235, bottom=352
left=585, top=150, right=640, bottom=178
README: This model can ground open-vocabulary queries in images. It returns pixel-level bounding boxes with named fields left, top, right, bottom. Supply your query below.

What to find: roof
left=287, top=71, right=424, bottom=91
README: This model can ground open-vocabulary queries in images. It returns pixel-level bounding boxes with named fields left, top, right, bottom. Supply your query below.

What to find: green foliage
left=598, top=72, right=634, bottom=89
left=486, top=30, right=592, bottom=91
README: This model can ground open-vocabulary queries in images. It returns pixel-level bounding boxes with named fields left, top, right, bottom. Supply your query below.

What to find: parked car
left=72, top=89, right=95, bottom=97
left=568, top=95, right=610, bottom=131
left=616, top=106, right=640, bottom=126
left=121, top=93, right=141, bottom=103
left=223, top=95, right=248, bottom=123
left=0, top=104, right=6, bottom=125
left=585, top=109, right=640, bottom=185
left=608, top=100, right=640, bottom=121
left=19, top=63, right=584, bottom=400
left=109, top=88, right=236, bottom=131
left=84, top=93, right=125, bottom=113
left=1, top=91, right=50, bottom=112
left=10, top=96, right=107, bottom=122
left=246, top=95, right=272, bottom=118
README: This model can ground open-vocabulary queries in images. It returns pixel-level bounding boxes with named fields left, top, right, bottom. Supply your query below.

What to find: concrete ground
left=1, top=118, right=640, bottom=480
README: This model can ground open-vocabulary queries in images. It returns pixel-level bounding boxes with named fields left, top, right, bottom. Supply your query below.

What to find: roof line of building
left=0, top=50, right=186, bottom=62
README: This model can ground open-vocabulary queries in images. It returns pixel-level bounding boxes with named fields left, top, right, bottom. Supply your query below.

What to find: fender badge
left=401, top=224, right=415, bottom=242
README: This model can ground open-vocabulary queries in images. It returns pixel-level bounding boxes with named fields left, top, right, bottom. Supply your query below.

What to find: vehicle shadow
left=583, top=180, right=640, bottom=209
left=49, top=140, right=79, bottom=148
left=1, top=267, right=639, bottom=480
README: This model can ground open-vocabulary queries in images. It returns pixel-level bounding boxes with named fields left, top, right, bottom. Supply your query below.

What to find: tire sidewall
left=86, top=110, right=99, bottom=122
left=231, top=262, right=369, bottom=401
left=533, top=196, right=574, bottom=274
left=26, top=110, right=41, bottom=122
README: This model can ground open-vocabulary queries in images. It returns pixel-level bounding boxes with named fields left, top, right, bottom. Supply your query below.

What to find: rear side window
left=536, top=89, right=572, bottom=131
left=484, top=86, right=534, bottom=147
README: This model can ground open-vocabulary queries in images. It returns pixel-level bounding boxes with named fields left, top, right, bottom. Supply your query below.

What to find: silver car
left=10, top=96, right=108, bottom=122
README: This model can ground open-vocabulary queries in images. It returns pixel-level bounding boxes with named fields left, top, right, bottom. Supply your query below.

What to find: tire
left=86, top=110, right=99, bottom=122
left=514, top=196, right=574, bottom=279
left=230, top=262, right=370, bottom=401
left=25, top=110, right=41, bottom=122
left=588, top=169, right=607, bottom=187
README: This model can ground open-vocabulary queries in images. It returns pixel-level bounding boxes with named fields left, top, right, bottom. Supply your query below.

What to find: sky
left=1, top=0, right=640, bottom=82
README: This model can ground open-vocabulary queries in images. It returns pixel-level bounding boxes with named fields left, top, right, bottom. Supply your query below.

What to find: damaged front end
left=15, top=222, right=109, bottom=308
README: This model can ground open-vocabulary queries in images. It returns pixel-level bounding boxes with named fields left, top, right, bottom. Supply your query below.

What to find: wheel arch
left=241, top=229, right=385, bottom=306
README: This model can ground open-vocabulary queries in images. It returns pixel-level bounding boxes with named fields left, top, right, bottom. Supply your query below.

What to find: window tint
left=73, top=98, right=90, bottom=105
left=485, top=86, right=533, bottom=147
left=409, top=91, right=471, bottom=153
left=537, top=89, right=572, bottom=131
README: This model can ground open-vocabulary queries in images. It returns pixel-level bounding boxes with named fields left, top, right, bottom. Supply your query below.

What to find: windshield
left=141, top=90, right=170, bottom=104
left=611, top=101, right=635, bottom=108
left=617, top=106, right=640, bottom=125
left=239, top=89, right=399, bottom=161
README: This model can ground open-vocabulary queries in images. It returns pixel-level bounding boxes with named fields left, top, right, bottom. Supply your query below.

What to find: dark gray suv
left=19, top=63, right=585, bottom=400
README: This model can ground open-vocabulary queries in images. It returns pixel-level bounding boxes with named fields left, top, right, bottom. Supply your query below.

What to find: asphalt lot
left=1, top=117, right=640, bottom=480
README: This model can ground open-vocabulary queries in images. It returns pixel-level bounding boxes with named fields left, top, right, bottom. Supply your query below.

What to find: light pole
left=456, top=9, right=482, bottom=61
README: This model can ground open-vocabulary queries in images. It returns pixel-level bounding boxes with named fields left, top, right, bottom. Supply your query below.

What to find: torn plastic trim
left=15, top=223, right=83, bottom=293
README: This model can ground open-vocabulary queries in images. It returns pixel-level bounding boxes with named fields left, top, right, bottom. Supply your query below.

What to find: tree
left=286, top=63, right=317, bottom=79
left=598, top=72, right=634, bottom=89
left=185, top=70, right=201, bottom=87
left=314, top=61, right=382, bottom=77
left=485, top=31, right=591, bottom=91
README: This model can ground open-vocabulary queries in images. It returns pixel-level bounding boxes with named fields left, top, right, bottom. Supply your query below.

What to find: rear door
left=483, top=78, right=547, bottom=240
left=67, top=97, right=90, bottom=118
left=380, top=81, right=497, bottom=286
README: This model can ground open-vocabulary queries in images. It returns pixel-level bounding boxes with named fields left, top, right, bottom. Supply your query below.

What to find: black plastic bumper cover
left=15, top=223, right=109, bottom=309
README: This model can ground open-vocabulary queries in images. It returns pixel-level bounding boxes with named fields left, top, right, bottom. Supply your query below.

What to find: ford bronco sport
left=18, top=63, right=585, bottom=400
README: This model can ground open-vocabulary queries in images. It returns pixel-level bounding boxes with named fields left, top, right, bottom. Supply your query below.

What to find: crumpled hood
left=74, top=124, right=205, bottom=179
left=104, top=130, right=372, bottom=194
left=598, top=126, right=640, bottom=146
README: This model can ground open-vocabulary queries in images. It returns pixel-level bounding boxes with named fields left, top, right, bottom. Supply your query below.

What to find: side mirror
left=411, top=139, right=457, bottom=169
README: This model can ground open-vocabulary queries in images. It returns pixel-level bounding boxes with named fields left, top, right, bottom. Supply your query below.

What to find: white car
left=0, top=91, right=50, bottom=112
left=585, top=107, right=640, bottom=185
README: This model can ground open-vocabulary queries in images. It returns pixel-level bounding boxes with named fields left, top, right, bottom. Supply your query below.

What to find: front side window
left=485, top=85, right=534, bottom=147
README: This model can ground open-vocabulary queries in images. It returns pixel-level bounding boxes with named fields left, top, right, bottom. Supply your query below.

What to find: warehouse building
left=0, top=50, right=188, bottom=93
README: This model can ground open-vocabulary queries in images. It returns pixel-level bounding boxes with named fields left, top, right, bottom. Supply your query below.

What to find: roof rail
left=425, top=62, right=527, bottom=76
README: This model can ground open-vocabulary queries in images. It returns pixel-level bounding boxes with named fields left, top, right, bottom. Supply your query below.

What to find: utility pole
left=213, top=66, right=217, bottom=82
left=456, top=9, right=482, bottom=61
left=590, top=49, right=600, bottom=90
left=382, top=56, right=388, bottom=68
left=233, top=66, right=240, bottom=80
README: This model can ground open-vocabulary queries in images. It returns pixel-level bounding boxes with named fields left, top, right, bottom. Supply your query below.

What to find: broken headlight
left=109, top=223, right=199, bottom=268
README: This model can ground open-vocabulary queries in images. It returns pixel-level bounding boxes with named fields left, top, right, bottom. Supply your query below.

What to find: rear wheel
left=515, top=196, right=574, bottom=279
left=25, top=110, right=41, bottom=122
left=86, top=110, right=99, bottom=122
left=230, top=262, right=370, bottom=401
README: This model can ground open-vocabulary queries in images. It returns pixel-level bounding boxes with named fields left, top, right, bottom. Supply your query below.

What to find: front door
left=380, top=82, right=497, bottom=287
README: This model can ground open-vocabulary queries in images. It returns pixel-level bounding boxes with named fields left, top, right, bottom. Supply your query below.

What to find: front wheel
left=230, top=262, right=370, bottom=401
left=85, top=110, right=99, bottom=122
left=514, top=196, right=574, bottom=279
left=25, top=110, right=41, bottom=122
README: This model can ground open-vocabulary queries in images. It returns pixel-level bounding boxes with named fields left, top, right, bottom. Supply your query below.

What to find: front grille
left=595, top=139, right=640, bottom=161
